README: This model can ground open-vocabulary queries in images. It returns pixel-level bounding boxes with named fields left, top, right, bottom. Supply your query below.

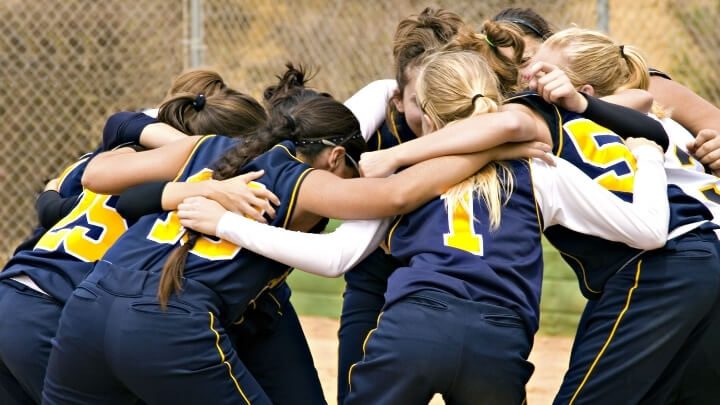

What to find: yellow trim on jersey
left=347, top=311, right=384, bottom=393
left=282, top=167, right=314, bottom=229
left=273, top=143, right=305, bottom=164
left=173, top=135, right=217, bottom=181
left=385, top=215, right=404, bottom=253
left=209, top=312, right=251, bottom=404
left=55, top=155, right=90, bottom=192
left=388, top=111, right=403, bottom=145
left=375, top=129, right=383, bottom=151
left=568, top=260, right=643, bottom=405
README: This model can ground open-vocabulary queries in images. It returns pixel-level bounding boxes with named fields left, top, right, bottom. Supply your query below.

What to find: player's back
left=385, top=159, right=543, bottom=334
left=101, top=136, right=322, bottom=324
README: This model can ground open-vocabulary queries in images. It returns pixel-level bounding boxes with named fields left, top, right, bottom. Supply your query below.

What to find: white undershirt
left=216, top=145, right=669, bottom=278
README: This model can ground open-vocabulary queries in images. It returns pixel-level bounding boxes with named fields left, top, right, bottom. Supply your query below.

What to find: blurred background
left=2, top=0, right=719, bottom=334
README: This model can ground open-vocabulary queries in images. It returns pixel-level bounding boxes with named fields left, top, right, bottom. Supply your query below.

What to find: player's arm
left=115, top=171, right=279, bottom=223
left=102, top=111, right=187, bottom=151
left=359, top=110, right=538, bottom=178
left=649, top=75, right=720, bottom=137
left=294, top=141, right=551, bottom=220
left=36, top=191, right=79, bottom=229
left=82, top=136, right=201, bottom=195
left=533, top=138, right=669, bottom=250
left=344, top=80, right=397, bottom=141
left=529, top=62, right=669, bottom=150
left=177, top=196, right=390, bottom=278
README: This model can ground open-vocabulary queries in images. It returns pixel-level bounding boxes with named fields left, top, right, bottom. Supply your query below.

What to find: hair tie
left=471, top=93, right=484, bottom=106
left=192, top=94, right=206, bottom=111
left=484, top=35, right=495, bottom=48
left=619, top=45, right=625, bottom=58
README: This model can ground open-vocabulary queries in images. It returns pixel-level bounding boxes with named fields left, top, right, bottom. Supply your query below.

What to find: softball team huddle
left=1, top=5, right=719, bottom=405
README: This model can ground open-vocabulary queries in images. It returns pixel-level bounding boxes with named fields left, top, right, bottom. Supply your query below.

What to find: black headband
left=498, top=17, right=545, bottom=39
left=293, top=133, right=362, bottom=147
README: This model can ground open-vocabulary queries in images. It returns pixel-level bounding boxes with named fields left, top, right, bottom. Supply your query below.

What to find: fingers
left=238, top=170, right=265, bottom=182
left=251, top=187, right=281, bottom=206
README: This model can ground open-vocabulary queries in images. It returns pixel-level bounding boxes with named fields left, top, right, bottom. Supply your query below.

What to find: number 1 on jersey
left=443, top=192, right=484, bottom=256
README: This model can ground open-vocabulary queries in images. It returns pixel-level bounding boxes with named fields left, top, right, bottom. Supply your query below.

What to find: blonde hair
left=543, top=28, right=669, bottom=117
left=416, top=50, right=514, bottom=230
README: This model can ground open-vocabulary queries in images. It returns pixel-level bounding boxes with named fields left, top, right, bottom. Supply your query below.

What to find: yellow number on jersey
left=442, top=192, right=483, bottom=256
left=147, top=169, right=261, bottom=260
left=35, top=191, right=127, bottom=262
left=564, top=118, right=637, bottom=193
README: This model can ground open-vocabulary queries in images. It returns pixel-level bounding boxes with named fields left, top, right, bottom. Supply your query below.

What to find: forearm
left=581, top=94, right=669, bottom=151
left=36, top=191, right=78, bottom=229
left=390, top=111, right=535, bottom=168
left=216, top=214, right=390, bottom=277
left=650, top=76, right=720, bottom=136
left=601, top=89, right=653, bottom=113
left=539, top=146, right=669, bottom=249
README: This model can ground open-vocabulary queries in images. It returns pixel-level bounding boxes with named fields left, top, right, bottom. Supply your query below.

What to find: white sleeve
left=344, top=80, right=398, bottom=141
left=532, top=145, right=669, bottom=250
left=216, top=213, right=391, bottom=277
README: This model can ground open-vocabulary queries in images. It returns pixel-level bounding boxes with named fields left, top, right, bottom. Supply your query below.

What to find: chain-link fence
left=2, top=0, right=720, bottom=258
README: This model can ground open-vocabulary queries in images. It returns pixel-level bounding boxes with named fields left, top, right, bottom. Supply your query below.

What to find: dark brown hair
left=157, top=64, right=366, bottom=307
left=393, top=7, right=465, bottom=101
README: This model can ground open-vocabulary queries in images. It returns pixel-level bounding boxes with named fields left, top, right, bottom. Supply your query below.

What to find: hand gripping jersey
left=100, top=136, right=324, bottom=325
left=506, top=92, right=713, bottom=299
left=0, top=148, right=124, bottom=303
left=365, top=110, right=417, bottom=151
left=384, top=160, right=543, bottom=335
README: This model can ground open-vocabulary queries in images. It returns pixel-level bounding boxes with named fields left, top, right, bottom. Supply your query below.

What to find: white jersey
left=662, top=117, right=720, bottom=238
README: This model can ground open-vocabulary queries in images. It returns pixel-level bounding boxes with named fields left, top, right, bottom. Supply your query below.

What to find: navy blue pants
left=555, top=232, right=720, bottom=405
left=0, top=279, right=61, bottom=404
left=337, top=248, right=398, bottom=404
left=43, top=262, right=272, bottom=405
left=345, top=290, right=534, bottom=405
left=230, top=287, right=326, bottom=405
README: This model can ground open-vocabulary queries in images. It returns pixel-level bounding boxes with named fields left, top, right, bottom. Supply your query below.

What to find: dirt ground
left=300, top=316, right=574, bottom=405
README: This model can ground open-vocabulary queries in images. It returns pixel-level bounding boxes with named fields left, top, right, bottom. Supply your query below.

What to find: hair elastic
left=192, top=94, right=206, bottom=111
left=484, top=35, right=495, bottom=48
left=619, top=45, right=625, bottom=58
left=471, top=93, right=484, bottom=106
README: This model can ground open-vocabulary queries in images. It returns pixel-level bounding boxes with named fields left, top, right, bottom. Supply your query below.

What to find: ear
left=421, top=113, right=436, bottom=135
left=327, top=146, right=346, bottom=172
left=579, top=84, right=595, bottom=96
left=392, top=88, right=405, bottom=113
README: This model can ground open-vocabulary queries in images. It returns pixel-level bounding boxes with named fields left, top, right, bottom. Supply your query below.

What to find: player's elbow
left=635, top=225, right=668, bottom=250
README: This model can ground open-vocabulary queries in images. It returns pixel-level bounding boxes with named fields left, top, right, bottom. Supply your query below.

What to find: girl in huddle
left=528, top=27, right=720, bottom=404
left=175, top=46, right=671, bottom=404
left=0, top=70, right=268, bottom=405
left=361, top=25, right=720, bottom=403
left=43, top=64, right=543, bottom=404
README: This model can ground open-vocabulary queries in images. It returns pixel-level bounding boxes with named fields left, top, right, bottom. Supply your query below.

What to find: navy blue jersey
left=55, top=148, right=101, bottom=198
left=385, top=160, right=544, bottom=334
left=0, top=149, right=130, bottom=303
left=101, top=136, right=320, bottom=325
left=506, top=92, right=712, bottom=298
left=366, top=110, right=417, bottom=151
